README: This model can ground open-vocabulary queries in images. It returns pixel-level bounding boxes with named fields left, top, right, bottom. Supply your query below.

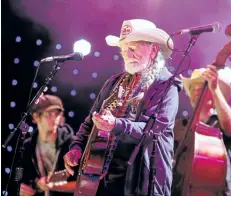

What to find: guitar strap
left=76, top=64, right=164, bottom=195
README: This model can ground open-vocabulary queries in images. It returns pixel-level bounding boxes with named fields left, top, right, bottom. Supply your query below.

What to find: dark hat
left=30, top=94, right=64, bottom=115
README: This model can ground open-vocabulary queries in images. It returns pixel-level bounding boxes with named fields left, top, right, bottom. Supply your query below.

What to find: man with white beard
left=63, top=19, right=182, bottom=196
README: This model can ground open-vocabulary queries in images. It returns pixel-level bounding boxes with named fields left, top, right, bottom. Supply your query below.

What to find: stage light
left=33, top=82, right=38, bottom=88
left=56, top=44, right=62, bottom=50
left=113, top=55, right=119, bottom=61
left=12, top=79, right=18, bottom=86
left=90, top=93, right=96, bottom=100
left=5, top=168, right=10, bottom=174
left=70, top=90, right=77, bottom=96
left=92, top=72, right=98, bottom=78
left=14, top=58, right=20, bottom=64
left=73, top=39, right=91, bottom=56
left=10, top=101, right=16, bottom=108
left=33, top=60, right=39, bottom=67
left=94, top=51, right=100, bottom=57
left=7, top=146, right=12, bottom=152
left=72, top=69, right=79, bottom=75
left=8, top=123, right=14, bottom=130
left=182, top=110, right=189, bottom=117
left=29, top=126, right=34, bottom=133
left=68, top=111, right=74, bottom=117
left=36, top=39, right=42, bottom=46
left=15, top=36, right=21, bottom=43
left=187, top=70, right=193, bottom=76
left=51, top=86, right=57, bottom=92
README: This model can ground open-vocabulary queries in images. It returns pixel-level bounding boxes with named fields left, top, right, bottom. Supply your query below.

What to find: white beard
left=125, top=62, right=148, bottom=75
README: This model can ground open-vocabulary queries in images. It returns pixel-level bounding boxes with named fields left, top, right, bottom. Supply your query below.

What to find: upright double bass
left=173, top=41, right=231, bottom=196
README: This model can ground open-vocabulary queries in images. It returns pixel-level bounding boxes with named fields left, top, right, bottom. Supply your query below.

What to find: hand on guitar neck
left=20, top=177, right=50, bottom=196
left=20, top=169, right=75, bottom=195
left=38, top=171, right=76, bottom=193
left=64, top=149, right=82, bottom=176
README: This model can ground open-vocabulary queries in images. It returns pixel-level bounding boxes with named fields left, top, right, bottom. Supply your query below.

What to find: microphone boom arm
left=2, top=61, right=65, bottom=196
left=2, top=62, right=62, bottom=147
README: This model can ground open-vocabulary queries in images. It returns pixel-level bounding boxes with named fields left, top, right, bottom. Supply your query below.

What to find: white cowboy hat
left=105, top=19, right=173, bottom=58
left=180, top=67, right=231, bottom=101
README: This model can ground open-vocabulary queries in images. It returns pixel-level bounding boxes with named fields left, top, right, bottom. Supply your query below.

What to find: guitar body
left=175, top=121, right=227, bottom=195
left=74, top=128, right=111, bottom=196
left=73, top=75, right=129, bottom=196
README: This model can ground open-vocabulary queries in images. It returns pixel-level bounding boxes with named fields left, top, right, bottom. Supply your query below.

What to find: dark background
left=1, top=0, right=230, bottom=195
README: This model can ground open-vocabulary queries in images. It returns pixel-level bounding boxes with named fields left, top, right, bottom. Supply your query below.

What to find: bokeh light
left=73, top=39, right=91, bottom=56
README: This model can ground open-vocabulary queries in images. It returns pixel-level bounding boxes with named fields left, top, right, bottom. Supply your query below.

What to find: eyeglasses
left=39, top=109, right=62, bottom=117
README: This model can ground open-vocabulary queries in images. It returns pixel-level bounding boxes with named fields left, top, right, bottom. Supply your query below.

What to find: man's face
left=120, top=41, right=158, bottom=75
left=188, top=82, right=211, bottom=108
left=34, top=108, right=63, bottom=134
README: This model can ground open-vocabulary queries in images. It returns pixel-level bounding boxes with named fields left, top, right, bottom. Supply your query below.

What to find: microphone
left=176, top=22, right=220, bottom=35
left=40, top=52, right=84, bottom=63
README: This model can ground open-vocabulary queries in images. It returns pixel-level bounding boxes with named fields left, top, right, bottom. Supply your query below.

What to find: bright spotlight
left=73, top=39, right=91, bottom=56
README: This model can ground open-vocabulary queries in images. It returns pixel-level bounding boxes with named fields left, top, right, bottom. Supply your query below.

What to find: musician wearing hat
left=64, top=19, right=182, bottom=196
left=19, top=94, right=77, bottom=196
left=173, top=65, right=231, bottom=195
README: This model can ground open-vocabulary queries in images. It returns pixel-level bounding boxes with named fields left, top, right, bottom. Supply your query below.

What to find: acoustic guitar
left=47, top=169, right=70, bottom=187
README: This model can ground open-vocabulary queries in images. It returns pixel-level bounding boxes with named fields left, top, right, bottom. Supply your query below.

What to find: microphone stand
left=2, top=61, right=63, bottom=196
left=128, top=34, right=199, bottom=195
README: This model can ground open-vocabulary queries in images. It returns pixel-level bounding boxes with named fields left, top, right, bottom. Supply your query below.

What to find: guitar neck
left=48, top=169, right=70, bottom=183
left=48, top=181, right=77, bottom=193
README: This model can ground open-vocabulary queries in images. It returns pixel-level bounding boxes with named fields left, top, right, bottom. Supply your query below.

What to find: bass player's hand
left=201, top=65, right=219, bottom=93
left=63, top=149, right=82, bottom=176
